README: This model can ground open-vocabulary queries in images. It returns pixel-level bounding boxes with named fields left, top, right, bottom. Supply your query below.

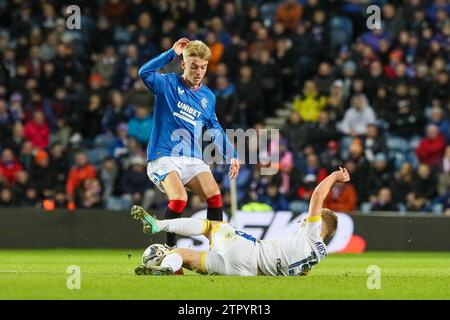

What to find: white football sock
left=157, top=218, right=208, bottom=236
left=160, top=253, right=183, bottom=272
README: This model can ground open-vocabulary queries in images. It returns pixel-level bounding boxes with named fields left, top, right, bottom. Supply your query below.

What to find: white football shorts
left=147, top=156, right=211, bottom=193
left=203, top=223, right=259, bottom=276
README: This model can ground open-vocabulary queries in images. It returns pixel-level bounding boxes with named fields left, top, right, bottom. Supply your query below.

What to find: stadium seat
left=260, top=2, right=279, bottom=28
left=329, top=16, right=353, bottom=53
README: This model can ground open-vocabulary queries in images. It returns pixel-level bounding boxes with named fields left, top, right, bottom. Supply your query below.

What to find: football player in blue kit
left=134, top=38, right=240, bottom=248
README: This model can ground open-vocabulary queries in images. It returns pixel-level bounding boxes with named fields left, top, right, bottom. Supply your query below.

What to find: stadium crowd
left=0, top=0, right=449, bottom=215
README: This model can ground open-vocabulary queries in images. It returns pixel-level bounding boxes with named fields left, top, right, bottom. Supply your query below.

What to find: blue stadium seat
left=86, top=147, right=110, bottom=167
left=329, top=16, right=353, bottom=51
left=260, top=2, right=279, bottom=28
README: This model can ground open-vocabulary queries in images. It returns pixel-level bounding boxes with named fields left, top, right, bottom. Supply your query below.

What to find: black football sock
left=164, top=207, right=178, bottom=247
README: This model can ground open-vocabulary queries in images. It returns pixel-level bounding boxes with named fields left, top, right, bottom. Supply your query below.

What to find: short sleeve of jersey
left=305, top=219, right=322, bottom=241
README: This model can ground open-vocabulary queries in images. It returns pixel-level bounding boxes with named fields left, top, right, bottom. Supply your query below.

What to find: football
left=142, top=244, right=170, bottom=267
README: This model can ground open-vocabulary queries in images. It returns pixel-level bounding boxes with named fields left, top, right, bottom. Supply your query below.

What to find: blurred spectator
left=438, top=146, right=450, bottom=195
left=383, top=3, right=407, bottom=38
left=345, top=139, right=370, bottom=202
left=372, top=86, right=390, bottom=123
left=391, top=162, right=414, bottom=204
left=127, top=105, right=153, bottom=145
left=370, top=187, right=401, bottom=212
left=0, top=99, right=11, bottom=141
left=100, top=157, right=121, bottom=206
left=111, top=123, right=129, bottom=159
left=323, top=182, right=357, bottom=213
left=213, top=76, right=238, bottom=129
left=338, top=94, right=376, bottom=137
left=76, top=178, right=102, bottom=209
left=49, top=143, right=68, bottom=192
left=235, top=65, right=263, bottom=126
left=19, top=141, right=34, bottom=172
left=314, top=62, right=334, bottom=96
left=12, top=170, right=35, bottom=206
left=361, top=27, right=392, bottom=52
left=0, top=148, right=22, bottom=187
left=29, top=149, right=55, bottom=201
left=293, top=80, right=326, bottom=122
left=0, top=188, right=13, bottom=207
left=368, top=153, right=391, bottom=201
left=388, top=99, right=423, bottom=140
left=416, top=124, right=446, bottom=168
left=247, top=167, right=271, bottom=205
left=3, top=122, right=26, bottom=156
left=283, top=111, right=310, bottom=154
left=320, top=140, right=343, bottom=173
left=276, top=0, right=303, bottom=31
left=364, top=61, right=387, bottom=102
left=205, top=32, right=224, bottom=74
left=407, top=164, right=438, bottom=212
left=81, top=94, right=104, bottom=140
left=258, top=183, right=289, bottom=212
left=119, top=156, right=157, bottom=209
left=364, top=124, right=388, bottom=162
left=102, top=91, right=134, bottom=135
left=325, top=79, right=346, bottom=122
left=24, top=110, right=49, bottom=149
left=66, top=151, right=97, bottom=209
left=309, top=110, right=339, bottom=154
left=428, top=105, right=450, bottom=143
left=289, top=153, right=327, bottom=212
left=270, top=137, right=293, bottom=195
left=275, top=38, right=296, bottom=99
left=253, top=49, right=282, bottom=117
left=289, top=172, right=316, bottom=213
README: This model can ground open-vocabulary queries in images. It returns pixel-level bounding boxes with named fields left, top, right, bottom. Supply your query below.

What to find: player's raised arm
left=138, top=38, right=190, bottom=94
left=308, top=167, right=350, bottom=218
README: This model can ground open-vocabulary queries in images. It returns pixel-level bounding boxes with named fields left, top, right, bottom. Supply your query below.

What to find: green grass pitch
left=0, top=250, right=448, bottom=299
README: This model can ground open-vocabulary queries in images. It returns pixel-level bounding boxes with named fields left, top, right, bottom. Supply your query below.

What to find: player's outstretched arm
left=138, top=38, right=190, bottom=94
left=308, top=167, right=350, bottom=218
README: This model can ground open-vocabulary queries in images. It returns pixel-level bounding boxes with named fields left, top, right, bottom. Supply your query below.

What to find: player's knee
left=168, top=188, right=188, bottom=202
left=204, top=183, right=221, bottom=199
left=206, top=193, right=222, bottom=208
left=168, top=199, right=187, bottom=214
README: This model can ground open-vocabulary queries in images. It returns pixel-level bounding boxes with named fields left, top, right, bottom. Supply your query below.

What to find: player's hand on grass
left=172, top=38, right=190, bottom=56
left=229, top=158, right=240, bottom=180
left=335, top=167, right=350, bottom=183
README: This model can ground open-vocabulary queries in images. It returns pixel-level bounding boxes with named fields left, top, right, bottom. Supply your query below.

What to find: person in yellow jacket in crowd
left=293, top=80, right=326, bottom=122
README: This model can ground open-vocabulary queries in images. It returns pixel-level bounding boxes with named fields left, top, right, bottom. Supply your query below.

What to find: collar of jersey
left=177, top=74, right=203, bottom=92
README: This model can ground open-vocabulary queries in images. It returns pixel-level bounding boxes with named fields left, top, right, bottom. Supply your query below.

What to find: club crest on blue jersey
left=201, top=98, right=208, bottom=109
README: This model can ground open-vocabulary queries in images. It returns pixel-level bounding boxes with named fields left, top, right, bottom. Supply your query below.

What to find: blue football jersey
left=138, top=49, right=237, bottom=162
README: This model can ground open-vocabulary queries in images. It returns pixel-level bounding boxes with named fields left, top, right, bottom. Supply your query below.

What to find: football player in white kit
left=132, top=167, right=349, bottom=276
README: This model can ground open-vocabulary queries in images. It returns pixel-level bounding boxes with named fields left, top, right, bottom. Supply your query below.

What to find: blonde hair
left=182, top=40, right=211, bottom=61
left=321, top=208, right=338, bottom=245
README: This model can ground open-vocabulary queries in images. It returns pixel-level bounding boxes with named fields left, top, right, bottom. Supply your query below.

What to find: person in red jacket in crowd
left=65, top=151, right=97, bottom=210
left=323, top=181, right=358, bottom=213
left=0, top=148, right=22, bottom=187
left=24, top=110, right=49, bottom=149
left=416, top=124, right=446, bottom=168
